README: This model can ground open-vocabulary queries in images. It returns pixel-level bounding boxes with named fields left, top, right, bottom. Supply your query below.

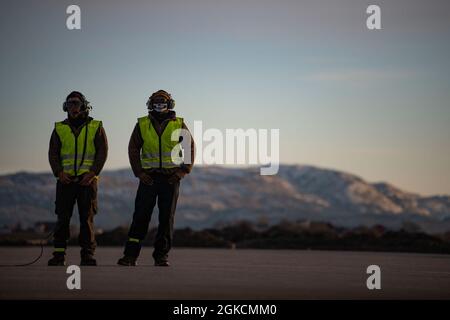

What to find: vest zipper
left=157, top=118, right=172, bottom=169
left=159, top=134, right=162, bottom=169
left=71, top=121, right=89, bottom=177
left=74, top=133, right=78, bottom=176
left=78, top=120, right=90, bottom=174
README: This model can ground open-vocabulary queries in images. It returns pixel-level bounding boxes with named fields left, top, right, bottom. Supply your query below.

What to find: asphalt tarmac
left=1, top=247, right=449, bottom=299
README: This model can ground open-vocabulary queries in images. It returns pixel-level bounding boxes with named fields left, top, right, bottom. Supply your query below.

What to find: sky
left=0, top=0, right=449, bottom=195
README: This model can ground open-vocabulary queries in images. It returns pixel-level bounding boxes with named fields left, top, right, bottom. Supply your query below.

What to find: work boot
left=80, top=255, right=97, bottom=266
left=48, top=253, right=66, bottom=266
left=154, top=259, right=170, bottom=267
left=117, top=256, right=137, bottom=266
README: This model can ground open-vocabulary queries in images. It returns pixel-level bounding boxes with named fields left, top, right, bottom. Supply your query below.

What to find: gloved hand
left=168, top=170, right=186, bottom=184
left=58, top=171, right=72, bottom=184
left=79, top=171, right=97, bottom=186
left=138, top=172, right=153, bottom=185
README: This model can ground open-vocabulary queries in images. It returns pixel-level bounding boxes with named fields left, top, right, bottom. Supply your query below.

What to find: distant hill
left=1, top=165, right=449, bottom=233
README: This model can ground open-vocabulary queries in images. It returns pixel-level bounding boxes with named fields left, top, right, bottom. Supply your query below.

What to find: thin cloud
left=308, top=69, right=417, bottom=83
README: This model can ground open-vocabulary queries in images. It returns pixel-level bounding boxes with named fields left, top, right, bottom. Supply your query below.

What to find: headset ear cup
left=84, top=100, right=92, bottom=111
left=63, top=102, right=67, bottom=112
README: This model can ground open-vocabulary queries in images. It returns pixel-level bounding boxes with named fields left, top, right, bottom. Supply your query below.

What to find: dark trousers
left=124, top=176, right=180, bottom=261
left=53, top=180, right=97, bottom=257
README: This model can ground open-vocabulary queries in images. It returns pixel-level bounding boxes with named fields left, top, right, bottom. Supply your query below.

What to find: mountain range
left=1, top=165, right=449, bottom=233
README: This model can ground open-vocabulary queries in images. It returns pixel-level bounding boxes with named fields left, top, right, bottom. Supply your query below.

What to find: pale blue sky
left=1, top=0, right=449, bottom=195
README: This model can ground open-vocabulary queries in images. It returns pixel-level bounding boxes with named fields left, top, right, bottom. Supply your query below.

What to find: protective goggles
left=65, top=100, right=84, bottom=109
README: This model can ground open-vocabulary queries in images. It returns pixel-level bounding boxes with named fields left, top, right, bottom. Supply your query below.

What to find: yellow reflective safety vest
left=138, top=116, right=183, bottom=169
left=55, top=119, right=102, bottom=176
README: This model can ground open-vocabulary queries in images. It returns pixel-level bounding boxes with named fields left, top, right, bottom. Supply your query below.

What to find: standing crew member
left=48, top=91, right=108, bottom=266
left=118, top=89, right=195, bottom=267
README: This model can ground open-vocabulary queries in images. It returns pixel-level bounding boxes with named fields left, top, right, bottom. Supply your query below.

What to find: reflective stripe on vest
left=138, top=116, right=183, bottom=169
left=55, top=120, right=102, bottom=176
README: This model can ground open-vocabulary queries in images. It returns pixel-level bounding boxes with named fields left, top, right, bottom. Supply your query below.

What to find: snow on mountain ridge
left=1, top=166, right=449, bottom=232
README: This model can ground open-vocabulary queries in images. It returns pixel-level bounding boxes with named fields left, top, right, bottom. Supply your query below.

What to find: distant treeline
left=2, top=220, right=450, bottom=254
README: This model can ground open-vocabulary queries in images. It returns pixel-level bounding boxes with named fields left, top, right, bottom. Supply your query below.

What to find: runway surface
left=1, top=247, right=449, bottom=299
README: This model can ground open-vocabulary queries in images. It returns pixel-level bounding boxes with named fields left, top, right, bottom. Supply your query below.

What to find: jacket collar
left=148, top=110, right=176, bottom=122
left=62, top=116, right=93, bottom=129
